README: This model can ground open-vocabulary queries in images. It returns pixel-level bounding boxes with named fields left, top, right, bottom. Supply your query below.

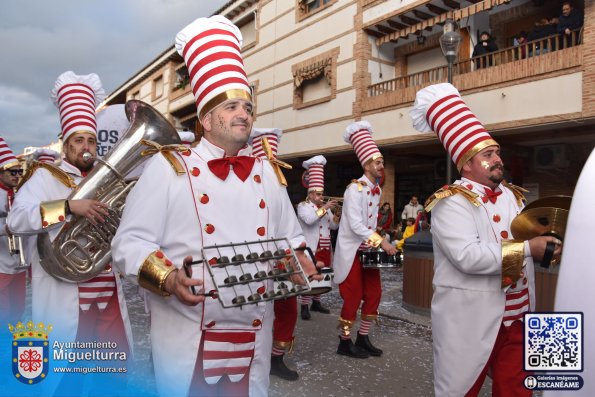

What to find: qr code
left=524, top=312, right=583, bottom=371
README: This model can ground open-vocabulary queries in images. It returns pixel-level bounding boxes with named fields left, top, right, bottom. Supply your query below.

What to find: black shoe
left=355, top=333, right=383, bottom=356
left=270, top=354, right=299, bottom=381
left=337, top=337, right=369, bottom=358
left=310, top=300, right=330, bottom=314
left=301, top=304, right=311, bottom=320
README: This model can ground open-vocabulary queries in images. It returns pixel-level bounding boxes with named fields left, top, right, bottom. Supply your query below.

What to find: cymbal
left=511, top=207, right=569, bottom=241
left=524, top=195, right=572, bottom=212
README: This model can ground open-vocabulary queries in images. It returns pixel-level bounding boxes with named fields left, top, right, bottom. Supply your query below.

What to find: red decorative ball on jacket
left=259, top=199, right=266, bottom=209
left=257, top=227, right=266, bottom=236
left=205, top=224, right=215, bottom=234
left=200, top=194, right=209, bottom=204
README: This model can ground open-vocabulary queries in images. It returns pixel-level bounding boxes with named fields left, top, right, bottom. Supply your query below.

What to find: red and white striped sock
left=301, top=296, right=312, bottom=305
left=359, top=320, right=372, bottom=335
left=313, top=295, right=321, bottom=302
left=271, top=346, right=285, bottom=356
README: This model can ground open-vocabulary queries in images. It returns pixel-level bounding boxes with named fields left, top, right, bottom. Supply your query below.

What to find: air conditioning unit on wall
left=534, top=144, right=568, bottom=170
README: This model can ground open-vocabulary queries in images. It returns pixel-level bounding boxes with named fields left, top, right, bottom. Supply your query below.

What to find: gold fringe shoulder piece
left=502, top=181, right=528, bottom=207
left=347, top=179, right=367, bottom=192
left=140, top=139, right=188, bottom=176
left=17, top=161, right=76, bottom=191
left=424, top=184, right=480, bottom=212
left=260, top=137, right=292, bottom=186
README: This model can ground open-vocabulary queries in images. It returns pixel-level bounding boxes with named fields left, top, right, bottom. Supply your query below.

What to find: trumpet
left=6, top=192, right=28, bottom=269
left=323, top=196, right=343, bottom=208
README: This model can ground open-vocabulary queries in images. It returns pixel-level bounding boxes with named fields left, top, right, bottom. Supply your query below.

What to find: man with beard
left=111, top=16, right=318, bottom=397
left=8, top=71, right=132, bottom=395
left=333, top=121, right=397, bottom=359
left=411, top=83, right=561, bottom=396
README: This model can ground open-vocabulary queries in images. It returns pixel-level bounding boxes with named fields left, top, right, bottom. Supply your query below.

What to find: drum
left=359, top=248, right=399, bottom=269
left=300, top=267, right=333, bottom=296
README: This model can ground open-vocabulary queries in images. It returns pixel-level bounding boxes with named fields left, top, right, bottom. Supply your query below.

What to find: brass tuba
left=37, top=100, right=181, bottom=282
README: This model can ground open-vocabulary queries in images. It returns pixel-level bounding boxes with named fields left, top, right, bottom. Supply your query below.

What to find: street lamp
left=439, top=19, right=462, bottom=184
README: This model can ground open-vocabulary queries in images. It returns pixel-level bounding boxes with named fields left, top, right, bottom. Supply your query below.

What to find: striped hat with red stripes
left=0, top=136, right=19, bottom=170
left=32, top=148, right=60, bottom=164
left=50, top=71, right=106, bottom=143
left=250, top=128, right=282, bottom=159
left=343, top=121, right=382, bottom=166
left=302, top=155, right=327, bottom=192
left=175, top=15, right=252, bottom=121
left=410, top=83, right=498, bottom=171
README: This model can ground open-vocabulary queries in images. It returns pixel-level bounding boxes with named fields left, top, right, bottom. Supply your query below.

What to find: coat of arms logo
left=8, top=321, right=52, bottom=385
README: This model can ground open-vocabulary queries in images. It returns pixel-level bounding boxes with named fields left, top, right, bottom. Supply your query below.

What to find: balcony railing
left=368, top=29, right=583, bottom=98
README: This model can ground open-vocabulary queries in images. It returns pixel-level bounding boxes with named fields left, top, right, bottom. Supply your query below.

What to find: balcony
left=364, top=30, right=582, bottom=112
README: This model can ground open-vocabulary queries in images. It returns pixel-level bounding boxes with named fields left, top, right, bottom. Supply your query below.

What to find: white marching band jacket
left=7, top=161, right=133, bottom=346
left=429, top=177, right=535, bottom=396
left=296, top=200, right=338, bottom=256
left=111, top=138, right=306, bottom=397
left=332, top=175, right=381, bottom=284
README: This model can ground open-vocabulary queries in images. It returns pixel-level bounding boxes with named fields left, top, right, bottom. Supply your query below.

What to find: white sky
left=0, top=0, right=229, bottom=153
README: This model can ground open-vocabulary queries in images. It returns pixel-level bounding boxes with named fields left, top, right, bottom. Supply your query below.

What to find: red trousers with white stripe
left=338, top=254, right=381, bottom=321
left=273, top=296, right=297, bottom=343
left=0, top=272, right=26, bottom=325
left=315, top=248, right=331, bottom=267
left=465, top=320, right=532, bottom=397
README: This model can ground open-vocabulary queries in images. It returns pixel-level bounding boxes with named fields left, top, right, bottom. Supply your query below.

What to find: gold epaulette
left=140, top=139, right=187, bottom=176
left=502, top=181, right=528, bottom=207
left=17, top=161, right=76, bottom=191
left=347, top=179, right=367, bottom=192
left=424, top=184, right=480, bottom=212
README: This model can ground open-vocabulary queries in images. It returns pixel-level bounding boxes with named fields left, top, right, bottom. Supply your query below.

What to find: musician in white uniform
left=333, top=121, right=397, bottom=359
left=0, top=137, right=26, bottom=326
left=411, top=83, right=561, bottom=396
left=8, top=72, right=132, bottom=394
left=297, top=155, right=339, bottom=319
left=111, top=16, right=318, bottom=397
left=543, top=148, right=595, bottom=397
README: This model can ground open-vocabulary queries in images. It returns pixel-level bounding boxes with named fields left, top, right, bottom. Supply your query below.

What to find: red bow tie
left=371, top=186, right=381, bottom=196
left=207, top=156, right=256, bottom=182
left=484, top=187, right=502, bottom=204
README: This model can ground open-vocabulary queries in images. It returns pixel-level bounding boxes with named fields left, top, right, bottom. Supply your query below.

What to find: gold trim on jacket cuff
left=501, top=240, right=525, bottom=289
left=138, top=250, right=176, bottom=296
left=315, top=207, right=327, bottom=218
left=366, top=232, right=383, bottom=248
left=39, top=200, right=67, bottom=229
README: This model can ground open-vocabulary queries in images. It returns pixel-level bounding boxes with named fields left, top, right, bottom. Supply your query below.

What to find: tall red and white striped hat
left=0, top=136, right=19, bottom=170
left=178, top=130, right=196, bottom=147
left=32, top=148, right=60, bottom=164
left=250, top=128, right=282, bottom=159
left=343, top=121, right=382, bottom=166
left=51, top=71, right=105, bottom=143
left=410, top=83, right=498, bottom=171
left=303, top=155, right=327, bottom=192
left=175, top=15, right=252, bottom=121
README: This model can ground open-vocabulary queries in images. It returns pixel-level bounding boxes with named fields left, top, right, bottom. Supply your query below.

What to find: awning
left=373, top=0, right=511, bottom=46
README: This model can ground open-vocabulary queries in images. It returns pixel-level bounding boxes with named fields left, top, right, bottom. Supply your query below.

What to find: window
left=297, top=0, right=336, bottom=21
left=237, top=12, right=257, bottom=50
left=131, top=90, right=140, bottom=100
left=173, top=64, right=190, bottom=92
left=152, top=75, right=164, bottom=100
left=292, top=48, right=339, bottom=109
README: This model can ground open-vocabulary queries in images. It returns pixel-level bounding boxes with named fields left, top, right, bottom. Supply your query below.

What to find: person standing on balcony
left=411, top=82, right=561, bottom=396
left=557, top=1, right=583, bottom=47
left=472, top=31, right=499, bottom=68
